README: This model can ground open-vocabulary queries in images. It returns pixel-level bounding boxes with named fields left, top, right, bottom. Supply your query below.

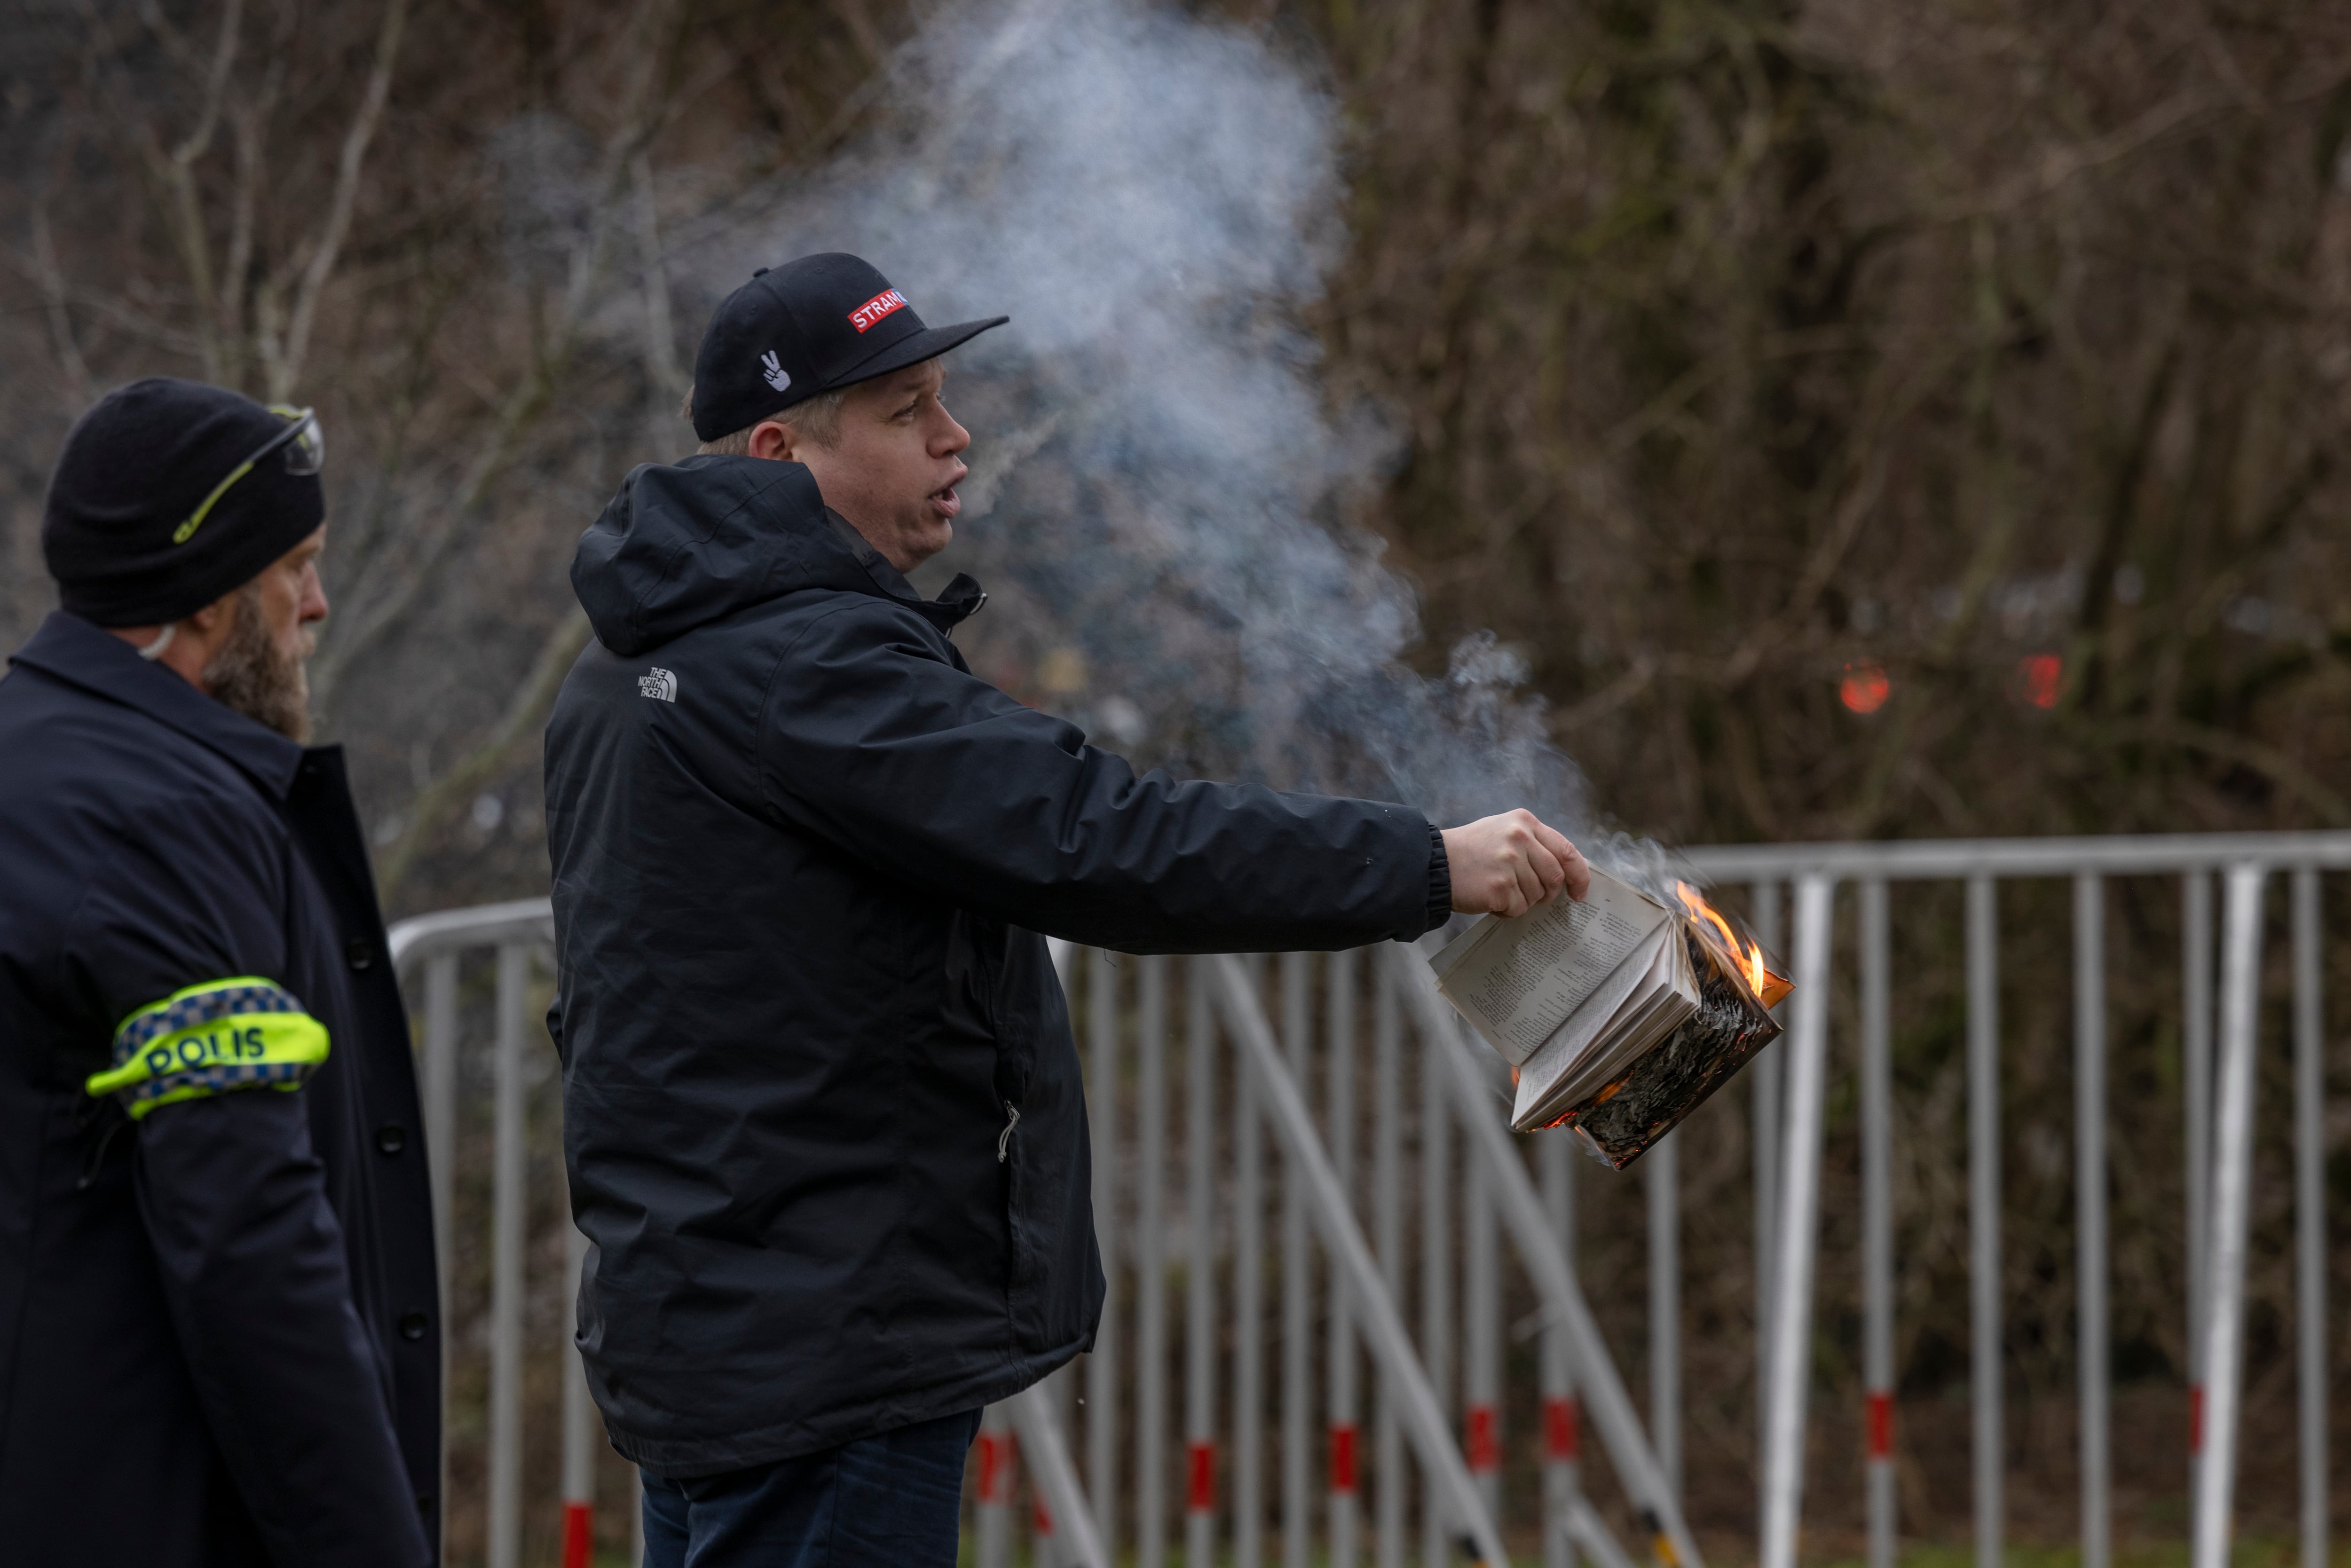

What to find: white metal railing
left=387, top=907, right=1683, bottom=1567
left=387, top=901, right=573, bottom=1568
left=1676, top=832, right=2345, bottom=1568
left=388, top=828, right=2339, bottom=1568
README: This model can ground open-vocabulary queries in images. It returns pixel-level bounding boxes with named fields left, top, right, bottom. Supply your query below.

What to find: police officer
left=0, top=379, right=439, bottom=1565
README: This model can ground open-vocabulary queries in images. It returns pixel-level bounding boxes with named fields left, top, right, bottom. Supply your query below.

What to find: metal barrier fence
left=1681, top=833, right=2346, bottom=1568
left=388, top=828, right=2342, bottom=1567
left=1001, top=945, right=1694, bottom=1568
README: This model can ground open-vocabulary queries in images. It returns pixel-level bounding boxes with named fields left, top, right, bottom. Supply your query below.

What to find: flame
left=1675, top=881, right=1781, bottom=1005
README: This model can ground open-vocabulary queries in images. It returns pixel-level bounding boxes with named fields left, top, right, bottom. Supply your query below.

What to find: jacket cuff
left=1423, top=821, right=1452, bottom=936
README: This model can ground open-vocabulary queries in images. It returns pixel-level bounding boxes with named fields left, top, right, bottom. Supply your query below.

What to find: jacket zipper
left=996, top=1101, right=1021, bottom=1163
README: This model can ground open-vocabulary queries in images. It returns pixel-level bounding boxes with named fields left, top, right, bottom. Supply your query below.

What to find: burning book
left=1428, top=868, right=1791, bottom=1167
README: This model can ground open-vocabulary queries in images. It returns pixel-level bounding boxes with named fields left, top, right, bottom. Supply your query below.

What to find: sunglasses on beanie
left=173, top=405, right=325, bottom=545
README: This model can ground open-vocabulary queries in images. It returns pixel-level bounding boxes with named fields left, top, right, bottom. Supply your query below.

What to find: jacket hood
left=571, top=454, right=984, bottom=657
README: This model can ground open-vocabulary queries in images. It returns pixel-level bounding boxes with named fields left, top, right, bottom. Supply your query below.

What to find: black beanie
left=42, top=378, right=326, bottom=627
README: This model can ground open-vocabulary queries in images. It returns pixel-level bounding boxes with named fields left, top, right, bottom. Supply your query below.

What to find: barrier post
left=1281, top=954, right=1313, bottom=1568
left=561, top=1206, right=596, bottom=1568
left=1759, top=875, right=1836, bottom=1568
left=1859, top=878, right=1895, bottom=1568
left=488, top=942, right=529, bottom=1568
left=1419, top=1007, right=1453, bottom=1568
left=2191, top=867, right=2267, bottom=1568
left=1187, top=958, right=1220, bottom=1567
left=1967, top=876, right=2004, bottom=1568
left=1138, top=955, right=1170, bottom=1568
left=1327, top=948, right=1362, bottom=1568
left=1542, top=1133, right=1581, bottom=1568
left=2292, top=869, right=2329, bottom=1568
left=2075, top=875, right=2110, bottom=1568
left=1373, top=953, right=1406, bottom=1568
left=1647, top=1129, right=1680, bottom=1502
left=1235, top=959, right=1266, bottom=1568
left=1208, top=957, right=1510, bottom=1568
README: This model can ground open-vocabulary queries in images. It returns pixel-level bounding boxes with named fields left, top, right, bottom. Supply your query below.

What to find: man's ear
left=185, top=588, right=238, bottom=638
left=748, top=418, right=796, bottom=462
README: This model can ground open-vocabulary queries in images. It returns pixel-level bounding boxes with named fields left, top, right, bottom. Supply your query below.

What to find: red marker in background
left=1187, top=1439, right=1216, bottom=1513
left=1841, top=661, right=1892, bottom=714
left=2017, top=653, right=2064, bottom=709
left=1544, top=1393, right=1580, bottom=1462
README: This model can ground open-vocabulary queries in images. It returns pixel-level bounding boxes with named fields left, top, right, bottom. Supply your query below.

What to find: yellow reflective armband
left=87, top=977, right=330, bottom=1120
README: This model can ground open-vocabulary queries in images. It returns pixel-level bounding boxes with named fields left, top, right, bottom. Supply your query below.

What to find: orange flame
left=1674, top=881, right=1787, bottom=1006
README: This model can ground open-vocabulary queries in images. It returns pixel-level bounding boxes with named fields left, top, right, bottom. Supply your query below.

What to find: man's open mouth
left=929, top=485, right=961, bottom=520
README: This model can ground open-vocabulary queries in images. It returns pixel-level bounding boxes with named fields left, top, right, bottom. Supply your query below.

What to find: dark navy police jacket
left=0, top=613, right=438, bottom=1566
left=544, top=455, right=1450, bottom=1477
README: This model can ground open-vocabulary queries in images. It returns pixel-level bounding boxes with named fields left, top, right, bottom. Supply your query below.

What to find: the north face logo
left=760, top=351, right=791, bottom=392
left=848, top=288, right=909, bottom=334
left=638, top=668, right=677, bottom=702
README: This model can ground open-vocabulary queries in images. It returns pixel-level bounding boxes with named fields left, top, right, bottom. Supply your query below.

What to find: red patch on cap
left=849, top=288, right=909, bottom=333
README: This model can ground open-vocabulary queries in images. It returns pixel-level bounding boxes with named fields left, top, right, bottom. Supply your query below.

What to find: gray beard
left=203, top=583, right=313, bottom=744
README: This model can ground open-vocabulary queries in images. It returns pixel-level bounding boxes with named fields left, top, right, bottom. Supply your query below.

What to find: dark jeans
left=641, top=1408, right=983, bottom=1568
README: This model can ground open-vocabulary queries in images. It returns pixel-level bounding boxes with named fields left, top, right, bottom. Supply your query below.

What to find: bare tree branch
left=272, top=0, right=410, bottom=400
left=27, top=201, right=93, bottom=411
left=372, top=606, right=592, bottom=899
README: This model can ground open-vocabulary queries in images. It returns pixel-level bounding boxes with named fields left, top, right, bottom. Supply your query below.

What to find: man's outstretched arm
left=755, top=603, right=1586, bottom=951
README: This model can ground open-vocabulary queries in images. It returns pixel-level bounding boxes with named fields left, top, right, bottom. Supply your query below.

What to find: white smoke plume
left=680, top=0, right=1596, bottom=838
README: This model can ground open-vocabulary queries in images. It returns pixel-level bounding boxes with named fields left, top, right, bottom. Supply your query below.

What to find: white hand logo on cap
left=760, top=351, right=791, bottom=392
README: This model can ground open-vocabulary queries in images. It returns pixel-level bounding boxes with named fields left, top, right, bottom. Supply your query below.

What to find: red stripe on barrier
left=560, top=1501, right=592, bottom=1568
left=1465, top=1404, right=1499, bottom=1473
left=1543, top=1395, right=1579, bottom=1463
left=1329, top=1423, right=1358, bottom=1494
left=1866, top=1390, right=1893, bottom=1460
left=978, top=1431, right=1010, bottom=1503
left=2189, top=1385, right=2203, bottom=1454
left=1187, top=1440, right=1217, bottom=1513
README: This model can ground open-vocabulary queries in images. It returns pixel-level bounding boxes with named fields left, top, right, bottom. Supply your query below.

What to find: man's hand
left=1441, top=810, right=1590, bottom=917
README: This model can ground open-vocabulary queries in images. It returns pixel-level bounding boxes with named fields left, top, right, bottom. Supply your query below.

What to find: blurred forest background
left=3, top=0, right=2348, bottom=1560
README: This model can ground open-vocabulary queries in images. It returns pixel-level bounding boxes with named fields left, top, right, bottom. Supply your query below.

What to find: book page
left=1429, top=914, right=1500, bottom=984
left=1513, top=924, right=1677, bottom=1124
left=1435, top=867, right=1668, bottom=1064
left=1514, top=930, right=1704, bottom=1131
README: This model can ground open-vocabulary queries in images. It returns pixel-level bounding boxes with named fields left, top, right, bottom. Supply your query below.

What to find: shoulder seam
left=748, top=594, right=952, bottom=819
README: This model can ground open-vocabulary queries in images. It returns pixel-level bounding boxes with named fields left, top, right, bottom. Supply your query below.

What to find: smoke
left=686, top=0, right=1594, bottom=837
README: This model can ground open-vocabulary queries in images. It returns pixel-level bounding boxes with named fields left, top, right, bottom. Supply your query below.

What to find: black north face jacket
left=544, top=455, right=1449, bottom=1476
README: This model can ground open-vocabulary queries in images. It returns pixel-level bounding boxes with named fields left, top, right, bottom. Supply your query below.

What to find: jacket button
left=345, top=938, right=374, bottom=971
left=375, top=1124, right=407, bottom=1156
left=399, top=1308, right=429, bottom=1341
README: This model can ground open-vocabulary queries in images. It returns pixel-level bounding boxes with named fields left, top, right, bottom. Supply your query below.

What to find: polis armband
left=87, top=977, right=330, bottom=1120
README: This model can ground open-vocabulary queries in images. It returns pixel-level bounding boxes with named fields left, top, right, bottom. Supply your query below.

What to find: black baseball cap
left=689, top=253, right=1008, bottom=441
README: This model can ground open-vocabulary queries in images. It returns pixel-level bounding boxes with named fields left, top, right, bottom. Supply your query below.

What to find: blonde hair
left=685, top=386, right=852, bottom=456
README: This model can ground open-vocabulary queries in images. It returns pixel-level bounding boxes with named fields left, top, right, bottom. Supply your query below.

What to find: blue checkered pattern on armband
left=111, top=980, right=302, bottom=1064
left=121, top=1057, right=314, bottom=1108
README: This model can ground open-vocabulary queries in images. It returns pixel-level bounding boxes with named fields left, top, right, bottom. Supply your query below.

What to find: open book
left=1428, top=867, right=1788, bottom=1167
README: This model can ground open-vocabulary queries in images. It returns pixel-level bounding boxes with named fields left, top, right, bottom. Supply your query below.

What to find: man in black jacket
left=544, top=253, right=1586, bottom=1566
left=0, top=379, right=439, bottom=1564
